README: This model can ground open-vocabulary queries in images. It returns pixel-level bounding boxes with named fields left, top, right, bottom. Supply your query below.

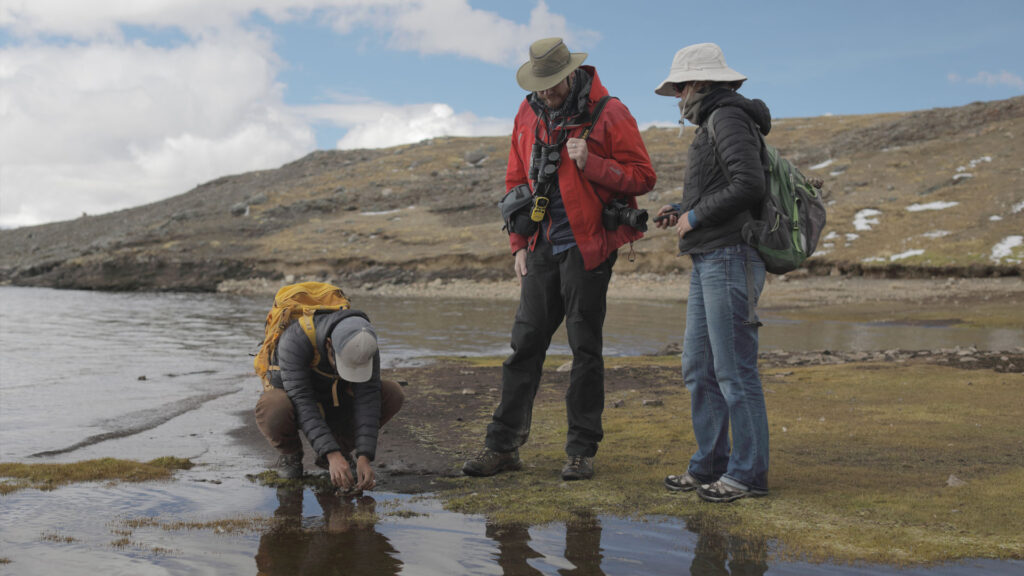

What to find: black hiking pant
left=486, top=242, right=617, bottom=457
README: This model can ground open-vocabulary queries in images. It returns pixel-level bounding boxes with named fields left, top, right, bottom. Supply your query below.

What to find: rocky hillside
left=1, top=96, right=1021, bottom=292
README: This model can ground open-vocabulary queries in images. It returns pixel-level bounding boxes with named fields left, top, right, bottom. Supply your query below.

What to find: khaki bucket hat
left=517, top=37, right=587, bottom=92
left=655, top=42, right=746, bottom=96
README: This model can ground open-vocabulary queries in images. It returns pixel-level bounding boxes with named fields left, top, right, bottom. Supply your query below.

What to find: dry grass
left=0, top=457, right=193, bottom=494
left=440, top=357, right=1024, bottom=565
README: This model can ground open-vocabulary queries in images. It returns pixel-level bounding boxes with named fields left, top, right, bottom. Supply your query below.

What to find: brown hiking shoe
left=462, top=447, right=522, bottom=477
left=275, top=452, right=303, bottom=479
left=561, top=455, right=594, bottom=481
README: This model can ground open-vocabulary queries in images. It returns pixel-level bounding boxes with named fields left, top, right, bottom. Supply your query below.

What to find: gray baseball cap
left=331, top=316, right=378, bottom=382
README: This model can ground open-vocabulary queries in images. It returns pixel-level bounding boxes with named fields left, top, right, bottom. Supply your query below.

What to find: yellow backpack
left=253, top=281, right=351, bottom=391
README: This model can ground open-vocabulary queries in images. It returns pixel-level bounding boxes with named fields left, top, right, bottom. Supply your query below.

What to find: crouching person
left=255, top=310, right=403, bottom=493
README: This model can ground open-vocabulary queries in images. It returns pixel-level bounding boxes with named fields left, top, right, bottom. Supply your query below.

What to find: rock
left=654, top=342, right=682, bottom=356
left=556, top=361, right=573, bottom=372
left=612, top=400, right=625, bottom=408
left=460, top=388, right=477, bottom=395
left=642, top=399, right=664, bottom=407
left=946, top=474, right=966, bottom=487
left=464, top=150, right=487, bottom=165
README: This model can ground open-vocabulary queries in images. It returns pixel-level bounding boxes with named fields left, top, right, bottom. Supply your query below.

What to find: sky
left=1, top=1, right=1022, bottom=228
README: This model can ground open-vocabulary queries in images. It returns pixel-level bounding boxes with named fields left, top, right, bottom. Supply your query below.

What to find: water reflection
left=478, top=512, right=768, bottom=576
left=486, top=514, right=604, bottom=575
left=687, top=515, right=768, bottom=576
left=255, top=487, right=402, bottom=575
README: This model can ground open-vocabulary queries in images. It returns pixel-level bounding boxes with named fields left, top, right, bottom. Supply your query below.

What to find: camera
left=602, top=199, right=649, bottom=232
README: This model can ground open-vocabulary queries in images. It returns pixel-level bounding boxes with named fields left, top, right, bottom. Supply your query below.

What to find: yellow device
left=530, top=196, right=549, bottom=222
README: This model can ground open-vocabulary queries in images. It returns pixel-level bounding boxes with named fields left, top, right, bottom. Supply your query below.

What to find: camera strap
left=580, top=95, right=615, bottom=207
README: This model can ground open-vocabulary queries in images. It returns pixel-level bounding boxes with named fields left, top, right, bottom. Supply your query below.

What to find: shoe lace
left=569, top=455, right=584, bottom=468
left=475, top=447, right=498, bottom=462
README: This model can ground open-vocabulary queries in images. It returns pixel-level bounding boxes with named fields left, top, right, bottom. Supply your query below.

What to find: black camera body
left=602, top=198, right=648, bottom=232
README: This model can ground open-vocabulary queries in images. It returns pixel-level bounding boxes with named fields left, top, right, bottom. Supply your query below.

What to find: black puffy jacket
left=270, top=309, right=382, bottom=460
left=677, top=88, right=771, bottom=254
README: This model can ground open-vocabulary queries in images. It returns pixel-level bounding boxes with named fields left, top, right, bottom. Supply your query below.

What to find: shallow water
left=1, top=286, right=1021, bottom=574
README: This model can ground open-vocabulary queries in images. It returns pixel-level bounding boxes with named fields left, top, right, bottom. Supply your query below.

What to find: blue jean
left=683, top=243, right=769, bottom=492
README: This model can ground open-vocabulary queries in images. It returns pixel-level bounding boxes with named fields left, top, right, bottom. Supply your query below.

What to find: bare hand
left=326, top=451, right=354, bottom=490
left=514, top=249, right=527, bottom=280
left=676, top=211, right=694, bottom=238
left=354, top=455, right=376, bottom=491
left=654, top=205, right=680, bottom=229
left=567, top=137, right=588, bottom=170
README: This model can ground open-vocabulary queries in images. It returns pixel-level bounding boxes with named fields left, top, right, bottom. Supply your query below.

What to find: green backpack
left=708, top=109, right=827, bottom=274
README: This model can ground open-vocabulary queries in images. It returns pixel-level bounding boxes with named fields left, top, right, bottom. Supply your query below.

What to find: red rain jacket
left=505, top=65, right=657, bottom=270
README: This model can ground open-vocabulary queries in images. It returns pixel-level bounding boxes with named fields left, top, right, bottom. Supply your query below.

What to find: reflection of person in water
left=686, top=515, right=768, bottom=576
left=255, top=487, right=402, bottom=576
left=485, top=514, right=605, bottom=575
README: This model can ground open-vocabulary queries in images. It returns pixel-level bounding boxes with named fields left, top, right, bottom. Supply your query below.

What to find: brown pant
left=254, top=379, right=404, bottom=457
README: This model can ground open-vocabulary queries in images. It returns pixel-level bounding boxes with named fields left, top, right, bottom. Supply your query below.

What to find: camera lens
left=628, top=209, right=649, bottom=232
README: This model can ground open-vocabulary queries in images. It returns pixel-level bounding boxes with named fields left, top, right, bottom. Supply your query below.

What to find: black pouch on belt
left=498, top=183, right=539, bottom=236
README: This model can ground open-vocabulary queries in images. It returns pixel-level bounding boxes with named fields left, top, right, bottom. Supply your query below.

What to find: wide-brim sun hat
left=654, top=42, right=746, bottom=96
left=517, top=37, right=587, bottom=92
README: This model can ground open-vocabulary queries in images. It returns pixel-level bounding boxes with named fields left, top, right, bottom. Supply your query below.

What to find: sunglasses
left=672, top=82, right=688, bottom=93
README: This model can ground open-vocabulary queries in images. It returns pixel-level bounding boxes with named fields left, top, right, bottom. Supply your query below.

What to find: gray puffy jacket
left=271, top=309, right=382, bottom=460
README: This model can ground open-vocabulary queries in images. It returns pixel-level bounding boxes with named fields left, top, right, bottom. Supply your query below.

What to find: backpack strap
left=579, top=96, right=617, bottom=210
left=297, top=312, right=319, bottom=364
left=580, top=95, right=615, bottom=140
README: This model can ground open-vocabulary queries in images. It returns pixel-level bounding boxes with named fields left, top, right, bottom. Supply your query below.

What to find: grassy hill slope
left=1, top=96, right=1020, bottom=291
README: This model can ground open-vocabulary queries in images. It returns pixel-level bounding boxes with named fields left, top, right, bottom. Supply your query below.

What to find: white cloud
left=0, top=31, right=315, bottom=227
left=298, top=99, right=510, bottom=149
left=0, top=1, right=595, bottom=226
left=949, top=70, right=1024, bottom=90
left=318, top=0, right=596, bottom=66
left=0, top=1, right=589, bottom=65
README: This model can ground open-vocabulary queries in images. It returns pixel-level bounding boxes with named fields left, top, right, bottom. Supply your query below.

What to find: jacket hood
left=699, top=88, right=771, bottom=136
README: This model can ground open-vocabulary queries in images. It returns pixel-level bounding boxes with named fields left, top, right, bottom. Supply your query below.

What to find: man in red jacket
left=463, top=37, right=656, bottom=481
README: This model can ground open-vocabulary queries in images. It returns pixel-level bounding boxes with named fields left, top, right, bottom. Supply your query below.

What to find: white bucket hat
left=654, top=43, right=746, bottom=96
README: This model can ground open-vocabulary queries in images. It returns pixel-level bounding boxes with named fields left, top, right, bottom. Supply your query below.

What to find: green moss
left=437, top=361, right=1024, bottom=564
left=0, top=457, right=195, bottom=494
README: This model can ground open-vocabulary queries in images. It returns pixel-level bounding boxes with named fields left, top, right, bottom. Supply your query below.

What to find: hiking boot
left=275, top=452, right=303, bottom=479
left=462, top=447, right=522, bottom=477
left=696, top=479, right=768, bottom=503
left=664, top=472, right=702, bottom=492
left=560, top=455, right=594, bottom=481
